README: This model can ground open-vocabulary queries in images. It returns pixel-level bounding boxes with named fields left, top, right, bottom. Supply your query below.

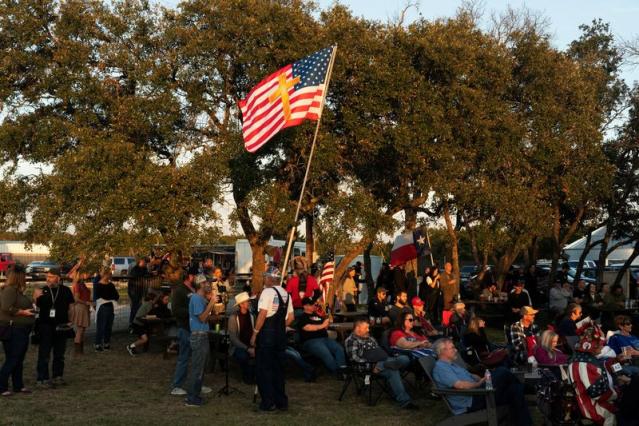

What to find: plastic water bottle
left=484, top=369, right=493, bottom=390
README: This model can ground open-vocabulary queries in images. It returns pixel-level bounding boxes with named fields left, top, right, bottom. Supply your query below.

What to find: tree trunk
left=597, top=230, right=611, bottom=282
left=327, top=238, right=372, bottom=309
left=612, top=240, right=639, bottom=288
left=495, top=247, right=521, bottom=290
left=363, top=242, right=374, bottom=301
left=574, top=231, right=592, bottom=283
left=549, top=204, right=584, bottom=285
left=468, top=226, right=481, bottom=266
left=305, top=213, right=314, bottom=266
left=443, top=201, right=460, bottom=283
left=249, top=241, right=266, bottom=294
left=404, top=206, right=417, bottom=231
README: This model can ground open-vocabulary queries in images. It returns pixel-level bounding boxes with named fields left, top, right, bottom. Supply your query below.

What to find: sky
left=157, top=0, right=639, bottom=83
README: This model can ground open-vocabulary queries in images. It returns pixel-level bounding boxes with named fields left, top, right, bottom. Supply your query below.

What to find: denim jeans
left=232, top=347, right=255, bottom=383
left=285, top=346, right=315, bottom=381
left=0, top=326, right=30, bottom=392
left=171, top=327, right=191, bottom=389
left=187, top=333, right=210, bottom=401
left=302, top=337, right=346, bottom=373
left=95, top=303, right=114, bottom=345
left=376, top=355, right=411, bottom=406
left=37, top=323, right=67, bottom=381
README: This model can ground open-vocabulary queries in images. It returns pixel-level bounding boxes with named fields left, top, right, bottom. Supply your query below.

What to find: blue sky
left=157, top=0, right=639, bottom=84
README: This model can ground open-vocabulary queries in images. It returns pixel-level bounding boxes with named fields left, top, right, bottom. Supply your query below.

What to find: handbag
left=363, top=347, right=389, bottom=363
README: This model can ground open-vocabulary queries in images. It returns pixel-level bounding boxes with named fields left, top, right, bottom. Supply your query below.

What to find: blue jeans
left=95, top=303, right=114, bottom=346
left=233, top=347, right=255, bottom=383
left=187, top=333, right=210, bottom=401
left=171, top=327, right=191, bottom=389
left=0, top=326, right=30, bottom=392
left=285, top=346, right=315, bottom=381
left=302, top=337, right=346, bottom=373
left=376, top=355, right=411, bottom=406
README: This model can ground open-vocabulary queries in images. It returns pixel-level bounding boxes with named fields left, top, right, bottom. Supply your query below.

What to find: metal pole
left=279, top=46, right=338, bottom=285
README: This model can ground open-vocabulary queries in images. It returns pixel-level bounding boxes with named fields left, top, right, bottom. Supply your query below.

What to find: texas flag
left=390, top=229, right=430, bottom=267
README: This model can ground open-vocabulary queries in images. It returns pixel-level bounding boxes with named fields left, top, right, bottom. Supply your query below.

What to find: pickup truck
left=0, top=253, right=16, bottom=278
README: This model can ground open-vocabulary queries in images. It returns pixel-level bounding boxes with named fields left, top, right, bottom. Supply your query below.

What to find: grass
left=1, top=327, right=543, bottom=426
left=0, top=332, right=453, bottom=426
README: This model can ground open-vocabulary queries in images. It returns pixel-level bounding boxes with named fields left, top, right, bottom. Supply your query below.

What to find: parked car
left=26, top=260, right=61, bottom=281
left=0, top=253, right=16, bottom=277
left=111, top=256, right=136, bottom=278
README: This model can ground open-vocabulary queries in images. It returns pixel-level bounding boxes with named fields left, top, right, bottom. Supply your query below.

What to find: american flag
left=319, top=260, right=335, bottom=301
left=238, top=46, right=334, bottom=153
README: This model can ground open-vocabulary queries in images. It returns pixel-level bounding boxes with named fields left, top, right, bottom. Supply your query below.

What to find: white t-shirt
left=258, top=286, right=293, bottom=318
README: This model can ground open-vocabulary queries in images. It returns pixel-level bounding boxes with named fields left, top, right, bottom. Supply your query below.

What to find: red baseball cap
left=411, top=297, right=424, bottom=307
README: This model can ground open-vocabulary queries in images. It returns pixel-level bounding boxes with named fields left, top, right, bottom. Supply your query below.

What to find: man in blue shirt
left=432, top=338, right=531, bottom=425
left=184, top=276, right=216, bottom=407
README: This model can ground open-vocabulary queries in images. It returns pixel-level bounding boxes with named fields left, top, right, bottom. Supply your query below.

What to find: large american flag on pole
left=238, top=47, right=334, bottom=153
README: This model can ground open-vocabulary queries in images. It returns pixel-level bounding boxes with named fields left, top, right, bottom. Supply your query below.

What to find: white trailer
left=234, top=238, right=308, bottom=284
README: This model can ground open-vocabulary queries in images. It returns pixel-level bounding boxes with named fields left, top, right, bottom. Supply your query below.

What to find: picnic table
left=332, top=310, right=368, bottom=323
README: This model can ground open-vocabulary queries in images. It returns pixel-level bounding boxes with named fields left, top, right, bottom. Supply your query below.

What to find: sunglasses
left=406, top=318, right=414, bottom=322
left=623, top=322, right=632, bottom=326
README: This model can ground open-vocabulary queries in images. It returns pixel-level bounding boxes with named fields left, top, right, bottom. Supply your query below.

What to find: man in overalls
left=250, top=267, right=294, bottom=412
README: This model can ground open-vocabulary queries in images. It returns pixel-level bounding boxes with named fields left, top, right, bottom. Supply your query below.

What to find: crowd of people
left=3, top=254, right=639, bottom=426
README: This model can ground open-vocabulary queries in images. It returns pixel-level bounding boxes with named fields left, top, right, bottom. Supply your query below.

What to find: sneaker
left=201, top=386, right=212, bottom=394
left=184, top=396, right=203, bottom=407
left=94, top=344, right=103, bottom=352
left=52, top=377, right=67, bottom=386
left=126, top=345, right=136, bottom=356
left=103, top=344, right=111, bottom=351
left=170, top=387, right=187, bottom=396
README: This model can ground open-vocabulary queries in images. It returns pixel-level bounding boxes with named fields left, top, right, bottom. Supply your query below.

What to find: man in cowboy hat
left=228, top=291, right=256, bottom=384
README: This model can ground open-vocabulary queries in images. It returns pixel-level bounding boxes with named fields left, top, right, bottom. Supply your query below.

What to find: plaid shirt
left=509, top=320, right=540, bottom=364
left=344, top=332, right=379, bottom=371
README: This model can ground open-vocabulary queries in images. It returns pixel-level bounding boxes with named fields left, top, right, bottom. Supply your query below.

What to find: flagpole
left=279, top=45, right=338, bottom=285
left=426, top=227, right=435, bottom=266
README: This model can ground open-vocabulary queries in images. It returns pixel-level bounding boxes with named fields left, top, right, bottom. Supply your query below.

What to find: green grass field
left=0, top=328, right=544, bottom=426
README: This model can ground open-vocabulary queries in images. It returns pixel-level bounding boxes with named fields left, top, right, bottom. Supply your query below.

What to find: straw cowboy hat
left=233, top=291, right=251, bottom=307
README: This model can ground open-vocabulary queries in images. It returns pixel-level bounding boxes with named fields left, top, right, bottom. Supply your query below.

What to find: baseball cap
left=302, top=297, right=315, bottom=306
left=411, top=296, right=424, bottom=307
left=521, top=306, right=539, bottom=316
left=194, top=274, right=207, bottom=285
left=376, top=286, right=388, bottom=293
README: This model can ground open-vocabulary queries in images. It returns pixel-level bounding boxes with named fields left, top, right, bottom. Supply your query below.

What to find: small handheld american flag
left=319, top=258, right=335, bottom=302
left=238, top=46, right=335, bottom=153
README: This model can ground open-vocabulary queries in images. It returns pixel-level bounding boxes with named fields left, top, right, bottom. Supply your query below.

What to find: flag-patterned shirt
left=569, top=352, right=618, bottom=425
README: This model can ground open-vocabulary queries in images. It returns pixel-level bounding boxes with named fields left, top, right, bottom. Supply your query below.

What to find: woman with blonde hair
left=67, top=258, right=92, bottom=354
left=534, top=329, right=568, bottom=365
left=0, top=267, right=36, bottom=396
